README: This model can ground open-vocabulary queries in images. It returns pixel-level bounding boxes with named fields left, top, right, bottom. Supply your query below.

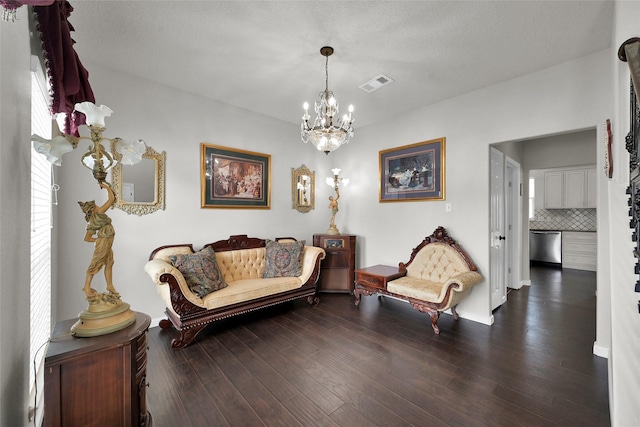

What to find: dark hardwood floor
left=146, top=264, right=609, bottom=426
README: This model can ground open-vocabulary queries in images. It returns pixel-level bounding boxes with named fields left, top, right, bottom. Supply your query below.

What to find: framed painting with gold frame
left=201, top=143, right=271, bottom=209
left=379, top=137, right=445, bottom=202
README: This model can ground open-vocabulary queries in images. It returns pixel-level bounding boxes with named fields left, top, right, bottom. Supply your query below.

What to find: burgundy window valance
left=2, top=0, right=95, bottom=135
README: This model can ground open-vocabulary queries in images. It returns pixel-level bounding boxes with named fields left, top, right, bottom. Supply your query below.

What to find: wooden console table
left=353, top=264, right=405, bottom=305
left=44, top=312, right=152, bottom=427
left=313, top=234, right=356, bottom=293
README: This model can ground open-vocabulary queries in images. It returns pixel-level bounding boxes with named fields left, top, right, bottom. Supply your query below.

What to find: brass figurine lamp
left=326, top=168, right=349, bottom=235
left=31, top=102, right=145, bottom=337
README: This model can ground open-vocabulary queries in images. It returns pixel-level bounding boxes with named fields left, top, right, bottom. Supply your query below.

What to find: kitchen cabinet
left=543, top=166, right=596, bottom=209
left=543, top=171, right=563, bottom=208
left=562, top=231, right=596, bottom=271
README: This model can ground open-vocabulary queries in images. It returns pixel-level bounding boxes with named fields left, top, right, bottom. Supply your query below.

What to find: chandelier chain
left=325, top=55, right=329, bottom=93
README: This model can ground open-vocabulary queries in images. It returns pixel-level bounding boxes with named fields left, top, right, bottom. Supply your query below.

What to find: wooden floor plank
left=216, top=329, right=300, bottom=403
left=237, top=379, right=303, bottom=427
left=328, top=404, right=378, bottom=427
left=198, top=333, right=256, bottom=390
left=203, top=375, right=265, bottom=426
left=280, top=346, right=415, bottom=426
left=243, top=336, right=345, bottom=415
left=163, top=361, right=229, bottom=427
left=280, top=394, right=341, bottom=427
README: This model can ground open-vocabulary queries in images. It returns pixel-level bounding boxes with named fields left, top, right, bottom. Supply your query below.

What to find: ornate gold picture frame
left=379, top=137, right=445, bottom=202
left=201, top=144, right=271, bottom=209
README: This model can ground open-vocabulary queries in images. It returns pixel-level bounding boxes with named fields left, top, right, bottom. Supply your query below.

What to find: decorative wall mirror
left=110, top=143, right=166, bottom=215
left=292, top=164, right=315, bottom=213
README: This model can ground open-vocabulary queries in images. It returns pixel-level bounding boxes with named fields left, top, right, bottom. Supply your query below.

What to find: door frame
left=505, top=156, right=523, bottom=289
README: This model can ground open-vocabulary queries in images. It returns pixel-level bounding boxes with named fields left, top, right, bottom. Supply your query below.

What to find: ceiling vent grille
left=359, top=74, right=394, bottom=93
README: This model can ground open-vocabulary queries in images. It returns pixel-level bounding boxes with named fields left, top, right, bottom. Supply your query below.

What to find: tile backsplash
left=529, top=208, right=597, bottom=231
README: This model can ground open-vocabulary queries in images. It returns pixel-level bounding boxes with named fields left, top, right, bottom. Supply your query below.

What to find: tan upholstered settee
left=354, top=227, right=482, bottom=334
left=145, top=235, right=325, bottom=349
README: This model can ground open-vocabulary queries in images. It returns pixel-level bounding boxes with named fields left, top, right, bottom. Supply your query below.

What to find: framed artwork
left=379, top=137, right=445, bottom=202
left=201, top=143, right=271, bottom=209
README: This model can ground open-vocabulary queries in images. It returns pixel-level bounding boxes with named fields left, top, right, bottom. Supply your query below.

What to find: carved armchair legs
left=355, top=286, right=462, bottom=335
left=410, top=301, right=441, bottom=334
left=353, top=286, right=375, bottom=307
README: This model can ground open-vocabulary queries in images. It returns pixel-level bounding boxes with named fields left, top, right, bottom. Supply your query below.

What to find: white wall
left=0, top=7, right=34, bottom=426
left=55, top=63, right=337, bottom=323
left=523, top=129, right=597, bottom=170
left=337, top=49, right=612, bottom=327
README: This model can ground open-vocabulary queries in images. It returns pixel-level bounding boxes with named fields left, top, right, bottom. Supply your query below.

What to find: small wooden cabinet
left=44, top=312, right=152, bottom=427
left=313, top=234, right=356, bottom=293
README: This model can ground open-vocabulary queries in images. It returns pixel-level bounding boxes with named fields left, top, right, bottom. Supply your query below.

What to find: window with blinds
left=30, top=57, right=53, bottom=400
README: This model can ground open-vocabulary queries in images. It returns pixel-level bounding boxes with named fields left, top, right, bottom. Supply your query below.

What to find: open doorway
left=490, top=128, right=597, bottom=296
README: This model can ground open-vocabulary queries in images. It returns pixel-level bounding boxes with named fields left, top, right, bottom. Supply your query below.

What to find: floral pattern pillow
left=169, top=246, right=227, bottom=298
left=262, top=239, right=305, bottom=278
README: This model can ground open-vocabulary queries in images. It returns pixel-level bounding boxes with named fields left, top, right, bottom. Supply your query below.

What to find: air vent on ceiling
left=359, top=74, right=394, bottom=93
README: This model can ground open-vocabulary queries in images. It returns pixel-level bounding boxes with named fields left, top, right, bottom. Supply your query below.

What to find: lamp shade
left=74, top=102, right=113, bottom=127
left=31, top=134, right=74, bottom=166
left=114, top=138, right=146, bottom=165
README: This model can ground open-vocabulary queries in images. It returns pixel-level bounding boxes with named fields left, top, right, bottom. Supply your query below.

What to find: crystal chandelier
left=301, top=46, right=354, bottom=155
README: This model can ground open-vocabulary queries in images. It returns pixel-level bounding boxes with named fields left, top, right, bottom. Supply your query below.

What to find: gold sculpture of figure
left=78, top=182, right=119, bottom=302
left=327, top=187, right=341, bottom=235
left=72, top=180, right=135, bottom=337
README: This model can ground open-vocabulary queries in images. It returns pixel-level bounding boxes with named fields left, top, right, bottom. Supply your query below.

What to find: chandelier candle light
left=301, top=46, right=355, bottom=154
left=31, top=101, right=145, bottom=337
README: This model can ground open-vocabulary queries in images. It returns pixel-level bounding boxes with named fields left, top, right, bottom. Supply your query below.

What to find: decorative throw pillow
left=168, top=246, right=227, bottom=298
left=262, top=239, right=305, bottom=278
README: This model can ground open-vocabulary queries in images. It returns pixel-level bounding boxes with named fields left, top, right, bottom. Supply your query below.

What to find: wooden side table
left=44, top=312, right=152, bottom=427
left=354, top=264, right=405, bottom=305
left=313, top=234, right=356, bottom=293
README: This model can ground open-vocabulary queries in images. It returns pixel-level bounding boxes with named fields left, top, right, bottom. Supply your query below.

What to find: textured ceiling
left=66, top=1, right=613, bottom=128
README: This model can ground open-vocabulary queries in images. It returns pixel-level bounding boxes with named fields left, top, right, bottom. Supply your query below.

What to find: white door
left=490, top=148, right=507, bottom=310
left=505, top=157, right=522, bottom=290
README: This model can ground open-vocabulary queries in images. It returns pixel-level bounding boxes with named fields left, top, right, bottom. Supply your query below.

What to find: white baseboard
left=522, top=280, right=531, bottom=287
left=150, top=317, right=164, bottom=328
left=455, top=310, right=494, bottom=326
left=593, top=342, right=610, bottom=359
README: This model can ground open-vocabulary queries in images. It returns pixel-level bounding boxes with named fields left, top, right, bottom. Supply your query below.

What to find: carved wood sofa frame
left=354, top=226, right=482, bottom=334
left=147, top=235, right=325, bottom=349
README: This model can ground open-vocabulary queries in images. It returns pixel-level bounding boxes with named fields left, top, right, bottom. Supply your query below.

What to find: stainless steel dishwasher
left=530, top=230, right=562, bottom=264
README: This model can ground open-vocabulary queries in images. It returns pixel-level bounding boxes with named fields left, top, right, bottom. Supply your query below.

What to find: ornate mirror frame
left=110, top=143, right=166, bottom=216
left=292, top=164, right=315, bottom=213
